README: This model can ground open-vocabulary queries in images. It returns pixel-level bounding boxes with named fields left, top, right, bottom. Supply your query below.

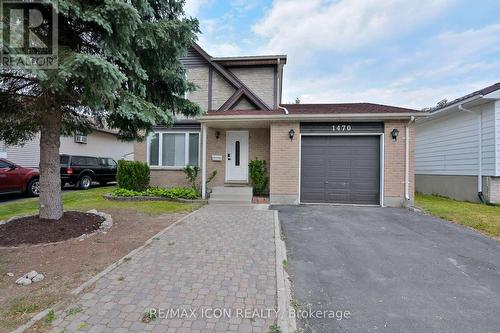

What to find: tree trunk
left=39, top=109, right=63, bottom=220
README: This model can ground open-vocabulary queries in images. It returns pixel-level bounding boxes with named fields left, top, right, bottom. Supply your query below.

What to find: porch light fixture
left=215, top=131, right=220, bottom=139
left=288, top=129, right=295, bottom=141
left=391, top=128, right=399, bottom=141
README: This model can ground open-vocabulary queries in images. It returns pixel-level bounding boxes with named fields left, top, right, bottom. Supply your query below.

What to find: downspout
left=201, top=123, right=207, bottom=199
left=405, top=116, right=415, bottom=201
left=278, top=106, right=289, bottom=114
left=276, top=59, right=288, bottom=114
left=458, top=104, right=484, bottom=203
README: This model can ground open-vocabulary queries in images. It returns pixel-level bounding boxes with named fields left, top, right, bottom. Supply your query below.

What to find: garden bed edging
left=104, top=193, right=207, bottom=204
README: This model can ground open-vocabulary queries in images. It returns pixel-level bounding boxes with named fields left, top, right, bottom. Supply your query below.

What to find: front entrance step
left=209, top=186, right=253, bottom=204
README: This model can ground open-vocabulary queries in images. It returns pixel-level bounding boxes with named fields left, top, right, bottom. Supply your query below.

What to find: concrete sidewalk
left=47, top=205, right=277, bottom=333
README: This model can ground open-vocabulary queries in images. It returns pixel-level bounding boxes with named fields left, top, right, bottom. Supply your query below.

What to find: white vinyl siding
left=416, top=102, right=496, bottom=176
left=0, top=142, right=7, bottom=158
left=1, top=131, right=133, bottom=167
left=482, top=103, right=496, bottom=175
left=2, top=133, right=41, bottom=167
left=496, top=101, right=500, bottom=175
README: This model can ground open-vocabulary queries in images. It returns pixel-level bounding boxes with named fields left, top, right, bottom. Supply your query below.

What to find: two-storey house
left=134, top=44, right=425, bottom=206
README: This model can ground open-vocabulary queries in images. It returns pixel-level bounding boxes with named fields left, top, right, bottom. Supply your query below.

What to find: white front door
left=225, top=131, right=249, bottom=182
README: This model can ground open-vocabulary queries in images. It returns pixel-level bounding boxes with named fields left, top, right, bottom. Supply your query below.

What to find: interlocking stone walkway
left=48, top=205, right=277, bottom=333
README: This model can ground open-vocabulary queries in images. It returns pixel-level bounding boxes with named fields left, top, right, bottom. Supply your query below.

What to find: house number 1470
left=333, top=124, right=352, bottom=132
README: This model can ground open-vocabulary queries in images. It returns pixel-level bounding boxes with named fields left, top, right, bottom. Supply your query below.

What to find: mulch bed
left=252, top=196, right=269, bottom=204
left=0, top=212, right=104, bottom=247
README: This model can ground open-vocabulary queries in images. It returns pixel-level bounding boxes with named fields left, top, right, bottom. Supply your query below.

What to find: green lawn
left=415, top=193, right=500, bottom=238
left=0, top=186, right=199, bottom=220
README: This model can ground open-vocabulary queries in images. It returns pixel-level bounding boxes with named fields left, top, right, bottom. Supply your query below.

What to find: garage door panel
left=301, top=135, right=380, bottom=205
left=326, top=194, right=352, bottom=204
left=326, top=181, right=350, bottom=190
left=350, top=168, right=378, bottom=178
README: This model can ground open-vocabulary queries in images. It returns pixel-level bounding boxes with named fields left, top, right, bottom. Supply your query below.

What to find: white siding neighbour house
left=0, top=141, right=8, bottom=158
left=415, top=83, right=500, bottom=202
left=3, top=133, right=41, bottom=167
left=2, top=130, right=134, bottom=168
left=496, top=100, right=500, bottom=175
left=416, top=103, right=495, bottom=176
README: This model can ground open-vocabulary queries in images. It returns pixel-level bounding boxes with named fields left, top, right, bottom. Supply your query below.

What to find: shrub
left=167, top=187, right=198, bottom=199
left=183, top=166, right=217, bottom=193
left=112, top=186, right=199, bottom=200
left=112, top=188, right=142, bottom=197
left=184, top=165, right=200, bottom=191
left=117, top=160, right=150, bottom=191
left=144, top=187, right=168, bottom=197
left=249, top=159, right=268, bottom=195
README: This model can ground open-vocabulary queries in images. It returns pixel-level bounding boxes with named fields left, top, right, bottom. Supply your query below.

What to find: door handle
left=227, top=153, right=231, bottom=161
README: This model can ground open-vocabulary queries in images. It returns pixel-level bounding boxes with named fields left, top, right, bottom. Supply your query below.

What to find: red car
left=0, top=158, right=40, bottom=196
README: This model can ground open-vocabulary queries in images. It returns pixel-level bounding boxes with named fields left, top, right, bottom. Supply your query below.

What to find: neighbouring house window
left=148, top=132, right=199, bottom=167
left=74, top=131, right=88, bottom=144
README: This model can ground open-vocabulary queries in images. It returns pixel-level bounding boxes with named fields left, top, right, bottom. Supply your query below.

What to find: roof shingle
left=434, top=82, right=500, bottom=111
left=205, top=103, right=419, bottom=116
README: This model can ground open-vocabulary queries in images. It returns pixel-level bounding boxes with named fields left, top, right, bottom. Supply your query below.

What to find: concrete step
left=210, top=186, right=253, bottom=195
left=209, top=186, right=253, bottom=204
left=209, top=194, right=252, bottom=201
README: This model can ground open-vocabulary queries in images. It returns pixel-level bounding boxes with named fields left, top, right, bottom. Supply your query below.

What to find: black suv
left=60, top=155, right=118, bottom=190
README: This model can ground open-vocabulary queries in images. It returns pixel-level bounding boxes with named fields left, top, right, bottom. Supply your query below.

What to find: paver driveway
left=275, top=205, right=500, bottom=333
left=48, top=205, right=277, bottom=333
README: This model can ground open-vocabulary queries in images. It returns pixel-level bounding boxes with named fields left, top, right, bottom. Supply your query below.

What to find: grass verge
left=0, top=186, right=200, bottom=220
left=415, top=193, right=500, bottom=238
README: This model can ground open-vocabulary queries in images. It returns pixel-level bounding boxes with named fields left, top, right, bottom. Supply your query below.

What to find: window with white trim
left=74, top=131, right=88, bottom=144
left=148, top=132, right=200, bottom=167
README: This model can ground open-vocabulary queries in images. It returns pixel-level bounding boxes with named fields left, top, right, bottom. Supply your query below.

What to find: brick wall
left=229, top=67, right=276, bottom=108
left=206, top=127, right=226, bottom=187
left=185, top=63, right=276, bottom=111
left=486, top=177, right=500, bottom=203
left=212, top=72, right=236, bottom=110
left=134, top=120, right=416, bottom=206
left=384, top=120, right=415, bottom=205
left=186, top=67, right=209, bottom=111
left=269, top=122, right=300, bottom=203
left=233, top=98, right=255, bottom=110
left=249, top=128, right=271, bottom=189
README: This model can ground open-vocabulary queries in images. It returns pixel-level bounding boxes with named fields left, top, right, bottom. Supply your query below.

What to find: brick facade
left=269, top=122, right=300, bottom=204
left=186, top=67, right=209, bottom=111
left=134, top=120, right=416, bottom=207
left=138, top=128, right=270, bottom=190
left=486, top=176, right=500, bottom=204
left=384, top=120, right=415, bottom=206
left=228, top=67, right=276, bottom=108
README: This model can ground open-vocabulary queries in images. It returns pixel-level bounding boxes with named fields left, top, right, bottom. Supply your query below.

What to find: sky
left=184, top=0, right=500, bottom=109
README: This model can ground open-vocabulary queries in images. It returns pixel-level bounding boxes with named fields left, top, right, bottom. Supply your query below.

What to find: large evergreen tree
left=0, top=0, right=201, bottom=219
